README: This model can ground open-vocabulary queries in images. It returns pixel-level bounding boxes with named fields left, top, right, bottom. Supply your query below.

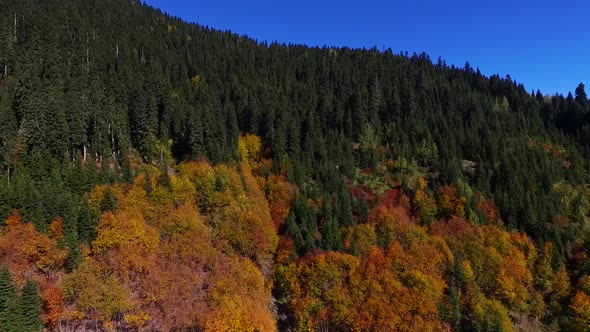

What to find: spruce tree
left=20, top=279, right=41, bottom=332
left=0, top=267, right=18, bottom=331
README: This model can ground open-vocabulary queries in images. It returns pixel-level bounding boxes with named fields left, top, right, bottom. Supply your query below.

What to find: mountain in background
left=0, top=0, right=590, bottom=331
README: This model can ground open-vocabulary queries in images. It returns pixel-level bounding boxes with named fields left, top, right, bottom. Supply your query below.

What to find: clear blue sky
left=143, top=0, right=589, bottom=96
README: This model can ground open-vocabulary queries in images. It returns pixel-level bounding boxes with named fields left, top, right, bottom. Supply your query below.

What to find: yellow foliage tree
left=63, top=259, right=133, bottom=323
left=238, top=133, right=262, bottom=169
left=92, top=210, right=159, bottom=254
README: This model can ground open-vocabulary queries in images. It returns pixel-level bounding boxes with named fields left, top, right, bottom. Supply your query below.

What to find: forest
left=1, top=0, right=590, bottom=330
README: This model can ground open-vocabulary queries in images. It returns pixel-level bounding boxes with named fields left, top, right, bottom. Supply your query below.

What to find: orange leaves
left=139, top=242, right=208, bottom=330
left=279, top=224, right=451, bottom=332
left=277, top=252, right=359, bottom=331
left=5, top=209, right=21, bottom=227
left=48, top=218, right=64, bottom=241
left=0, top=152, right=286, bottom=330
left=358, top=243, right=448, bottom=331
left=475, top=194, right=499, bottom=224
left=429, top=216, right=474, bottom=239
left=262, top=174, right=295, bottom=228
left=135, top=233, right=275, bottom=331
left=429, top=217, right=540, bottom=316
left=40, top=283, right=66, bottom=326
left=438, top=185, right=467, bottom=218
left=0, top=212, right=69, bottom=327
left=0, top=213, right=67, bottom=279
left=217, top=205, right=278, bottom=262
left=571, top=291, right=590, bottom=329
left=62, top=158, right=281, bottom=330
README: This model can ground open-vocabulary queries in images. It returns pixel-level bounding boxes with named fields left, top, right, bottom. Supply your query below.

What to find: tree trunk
left=86, top=33, right=90, bottom=75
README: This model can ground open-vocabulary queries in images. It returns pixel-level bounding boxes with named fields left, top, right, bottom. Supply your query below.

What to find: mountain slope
left=0, top=0, right=590, bottom=330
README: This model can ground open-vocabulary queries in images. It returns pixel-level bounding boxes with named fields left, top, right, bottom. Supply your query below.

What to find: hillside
left=0, top=0, right=590, bottom=330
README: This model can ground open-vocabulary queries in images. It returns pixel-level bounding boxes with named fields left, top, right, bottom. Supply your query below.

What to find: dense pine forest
left=1, top=0, right=590, bottom=330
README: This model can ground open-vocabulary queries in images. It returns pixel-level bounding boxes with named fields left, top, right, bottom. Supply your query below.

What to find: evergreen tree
left=20, top=279, right=41, bottom=332
left=575, top=82, right=588, bottom=111
left=0, top=267, right=18, bottom=332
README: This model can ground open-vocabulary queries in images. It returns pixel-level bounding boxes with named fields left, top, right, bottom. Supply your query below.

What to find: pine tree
left=0, top=267, right=18, bottom=331
left=575, top=82, right=589, bottom=111
left=0, top=267, right=14, bottom=312
left=21, top=279, right=41, bottom=332
left=100, top=189, right=116, bottom=213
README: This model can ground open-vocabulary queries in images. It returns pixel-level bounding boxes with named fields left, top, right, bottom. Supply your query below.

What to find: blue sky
left=143, top=0, right=589, bottom=96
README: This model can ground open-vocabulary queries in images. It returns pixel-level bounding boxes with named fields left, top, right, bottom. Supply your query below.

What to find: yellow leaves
left=190, top=75, right=202, bottom=88
left=197, top=163, right=278, bottom=264
left=496, top=268, right=517, bottom=303
left=510, top=232, right=537, bottom=269
left=215, top=164, right=248, bottom=199
left=87, top=184, right=122, bottom=214
left=63, top=259, right=133, bottom=321
left=280, top=252, right=361, bottom=330
left=206, top=257, right=277, bottom=332
left=429, top=217, right=539, bottom=316
left=170, top=174, right=196, bottom=205
left=344, top=224, right=377, bottom=257
left=178, top=161, right=216, bottom=207
left=472, top=297, right=514, bottom=332
left=157, top=203, right=205, bottom=235
left=238, top=133, right=262, bottom=168
left=550, top=267, right=571, bottom=301
left=462, top=260, right=475, bottom=282
left=579, top=275, right=590, bottom=294
left=413, top=177, right=437, bottom=224
left=123, top=311, right=150, bottom=329
left=92, top=210, right=159, bottom=254
left=402, top=270, right=444, bottom=298
left=204, top=294, right=276, bottom=332
left=68, top=158, right=281, bottom=329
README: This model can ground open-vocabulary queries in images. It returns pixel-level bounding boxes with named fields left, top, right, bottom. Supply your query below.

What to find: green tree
left=21, top=279, right=42, bottom=332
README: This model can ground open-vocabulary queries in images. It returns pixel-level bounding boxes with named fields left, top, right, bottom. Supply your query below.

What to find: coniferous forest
left=1, top=0, right=590, bottom=331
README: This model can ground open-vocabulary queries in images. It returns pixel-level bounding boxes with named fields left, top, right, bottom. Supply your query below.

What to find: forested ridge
left=1, top=0, right=590, bottom=330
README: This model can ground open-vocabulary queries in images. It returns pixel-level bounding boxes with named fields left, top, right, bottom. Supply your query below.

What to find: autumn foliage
left=0, top=152, right=280, bottom=330
left=2, top=133, right=590, bottom=331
